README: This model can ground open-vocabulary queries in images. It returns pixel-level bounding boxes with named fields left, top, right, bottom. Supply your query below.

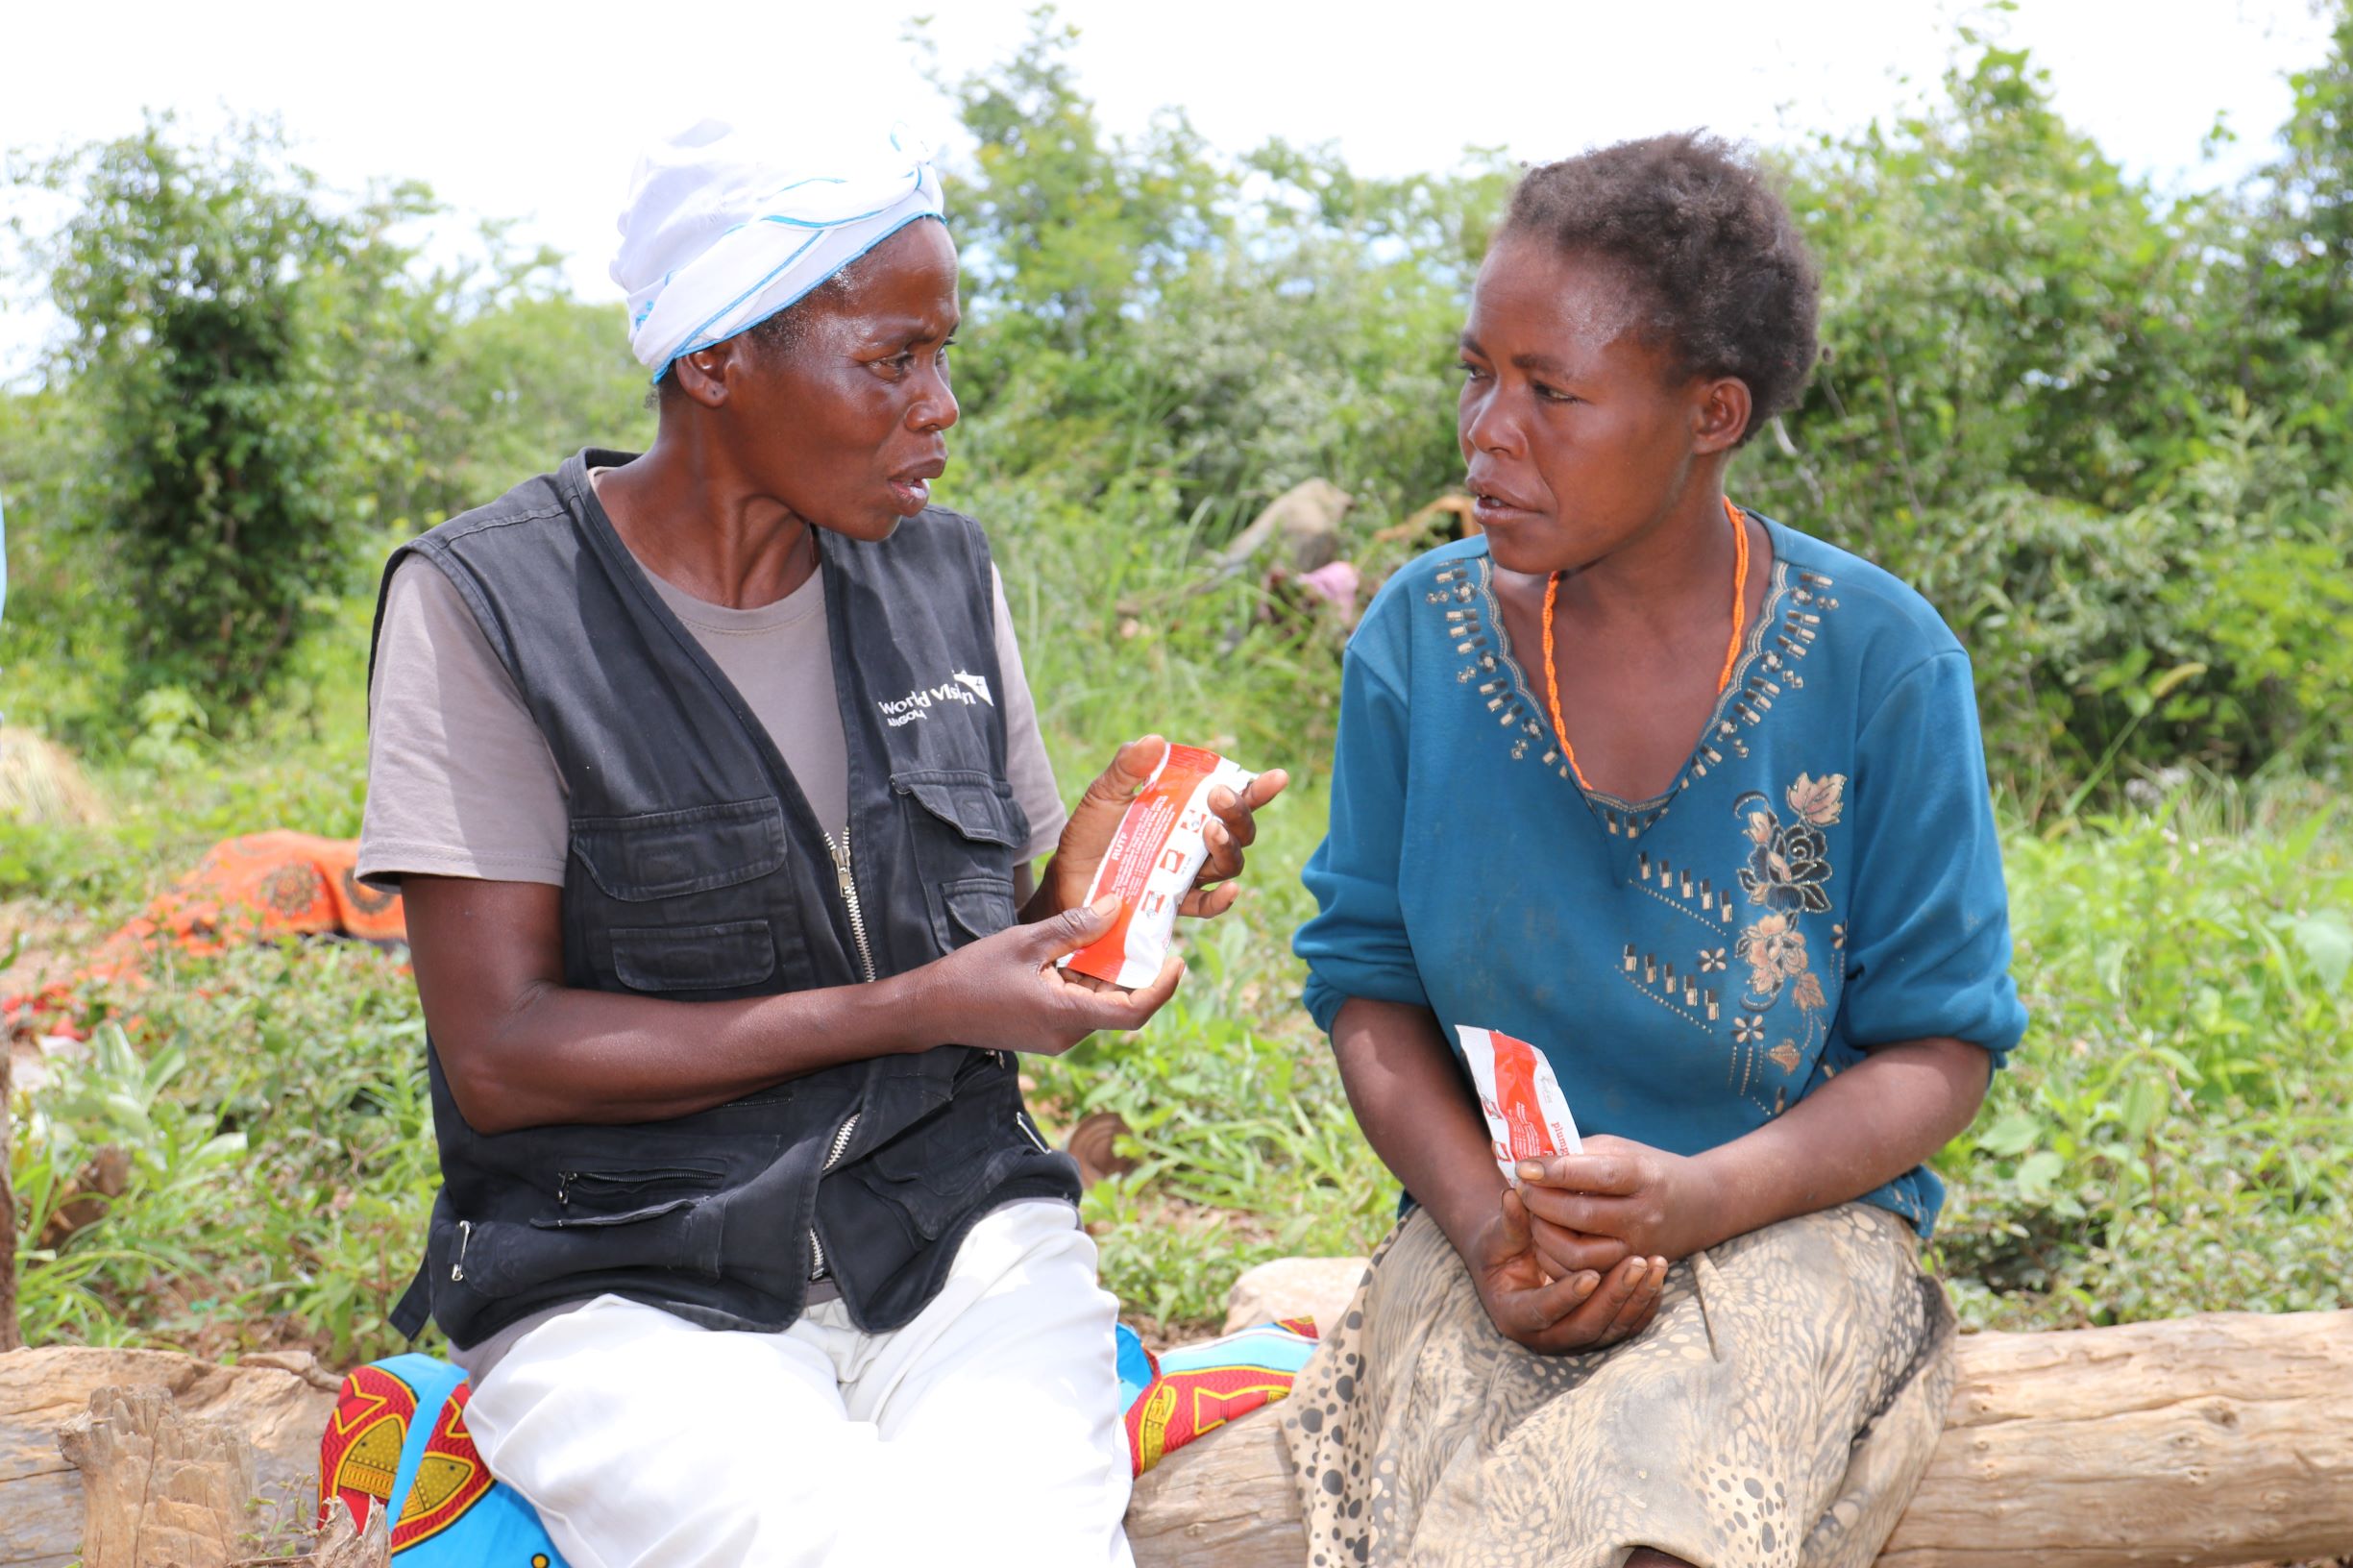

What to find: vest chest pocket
left=893, top=770, right=1026, bottom=951
left=572, top=799, right=789, bottom=992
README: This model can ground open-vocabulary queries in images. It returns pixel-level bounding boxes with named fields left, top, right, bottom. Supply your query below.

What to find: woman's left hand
left=1041, top=735, right=1289, bottom=920
left=1513, top=1135, right=1724, bottom=1266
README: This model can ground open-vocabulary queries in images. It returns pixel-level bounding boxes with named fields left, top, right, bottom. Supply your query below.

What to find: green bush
left=1734, top=35, right=2353, bottom=785
left=16, top=116, right=429, bottom=714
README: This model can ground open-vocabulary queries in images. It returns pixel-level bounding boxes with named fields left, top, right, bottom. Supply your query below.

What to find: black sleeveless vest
left=372, top=449, right=1079, bottom=1349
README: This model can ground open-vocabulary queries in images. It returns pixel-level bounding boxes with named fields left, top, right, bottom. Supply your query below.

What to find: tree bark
left=1125, top=1310, right=2353, bottom=1568
left=56, top=1384, right=255, bottom=1568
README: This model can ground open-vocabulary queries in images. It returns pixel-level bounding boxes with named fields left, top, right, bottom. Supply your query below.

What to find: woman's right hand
left=905, top=894, right=1185, bottom=1056
left=1464, top=1186, right=1668, bottom=1355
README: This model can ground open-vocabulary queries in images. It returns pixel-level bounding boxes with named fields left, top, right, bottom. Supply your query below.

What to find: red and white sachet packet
left=1059, top=744, right=1258, bottom=990
left=1456, top=1025, right=1582, bottom=1186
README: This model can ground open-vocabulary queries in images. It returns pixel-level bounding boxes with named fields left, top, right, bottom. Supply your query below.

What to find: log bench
left=1126, top=1304, right=2353, bottom=1568
left=2, top=1299, right=2347, bottom=1566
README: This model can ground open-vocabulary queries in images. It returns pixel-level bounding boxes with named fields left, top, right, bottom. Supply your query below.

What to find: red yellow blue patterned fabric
left=319, top=1353, right=564, bottom=1566
left=1115, top=1318, right=1320, bottom=1475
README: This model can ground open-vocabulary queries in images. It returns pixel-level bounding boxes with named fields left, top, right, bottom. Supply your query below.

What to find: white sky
left=0, top=0, right=2337, bottom=380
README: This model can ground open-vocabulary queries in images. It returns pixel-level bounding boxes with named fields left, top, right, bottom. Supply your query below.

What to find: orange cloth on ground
left=4, top=832, right=405, bottom=1033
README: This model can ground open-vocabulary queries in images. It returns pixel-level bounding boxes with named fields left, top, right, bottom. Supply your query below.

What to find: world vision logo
left=877, top=670, right=994, bottom=727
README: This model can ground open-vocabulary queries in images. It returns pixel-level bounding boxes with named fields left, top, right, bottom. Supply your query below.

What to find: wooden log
left=58, top=1384, right=256, bottom=1568
left=1881, top=1311, right=2353, bottom=1567
left=0, top=1347, right=337, bottom=1568
left=1128, top=1413, right=1304, bottom=1567
left=1125, top=1310, right=2353, bottom=1568
left=4, top=1311, right=2343, bottom=1566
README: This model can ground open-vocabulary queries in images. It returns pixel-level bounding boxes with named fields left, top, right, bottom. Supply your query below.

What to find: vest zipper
left=808, top=1110, right=862, bottom=1285
left=825, top=826, right=879, bottom=985
left=812, top=826, right=874, bottom=1285
left=451, top=1220, right=473, bottom=1283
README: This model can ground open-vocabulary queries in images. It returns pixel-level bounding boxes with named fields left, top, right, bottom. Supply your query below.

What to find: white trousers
left=463, top=1200, right=1137, bottom=1568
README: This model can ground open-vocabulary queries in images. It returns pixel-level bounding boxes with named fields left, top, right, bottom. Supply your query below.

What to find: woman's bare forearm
left=1689, top=1037, right=1990, bottom=1247
left=404, top=875, right=941, bottom=1132
left=452, top=975, right=944, bottom=1132
left=406, top=873, right=1175, bottom=1135
left=1328, top=997, right=1509, bottom=1257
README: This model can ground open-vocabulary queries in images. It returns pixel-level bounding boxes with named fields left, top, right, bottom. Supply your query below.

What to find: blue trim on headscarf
left=635, top=165, right=927, bottom=316
left=650, top=209, right=947, bottom=384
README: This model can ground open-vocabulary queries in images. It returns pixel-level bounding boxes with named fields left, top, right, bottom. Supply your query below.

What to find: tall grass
left=1938, top=777, right=2353, bottom=1325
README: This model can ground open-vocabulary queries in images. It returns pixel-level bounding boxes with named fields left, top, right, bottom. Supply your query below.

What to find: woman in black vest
left=358, top=120, right=1283, bottom=1568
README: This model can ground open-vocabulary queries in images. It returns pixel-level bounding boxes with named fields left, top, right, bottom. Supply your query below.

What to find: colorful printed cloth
left=322, top=1320, right=1321, bottom=1555
left=320, top=1354, right=567, bottom=1565
left=3, top=831, right=405, bottom=1037
left=1116, top=1317, right=1320, bottom=1475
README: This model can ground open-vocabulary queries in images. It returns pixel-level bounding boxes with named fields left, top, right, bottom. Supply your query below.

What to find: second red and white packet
left=1059, top=744, right=1258, bottom=990
left=1456, top=1025, right=1582, bottom=1185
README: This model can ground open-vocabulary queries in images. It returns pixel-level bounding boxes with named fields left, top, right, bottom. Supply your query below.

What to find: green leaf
left=2014, top=1150, right=2067, bottom=1204
left=2120, top=1076, right=2168, bottom=1144
left=2288, top=912, right=2353, bottom=992
left=1978, top=1110, right=2043, bottom=1157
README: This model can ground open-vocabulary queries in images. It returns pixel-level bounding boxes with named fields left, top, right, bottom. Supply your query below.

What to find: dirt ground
left=0, top=896, right=88, bottom=995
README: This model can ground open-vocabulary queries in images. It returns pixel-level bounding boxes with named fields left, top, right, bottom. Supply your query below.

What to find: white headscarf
left=613, top=118, right=944, bottom=380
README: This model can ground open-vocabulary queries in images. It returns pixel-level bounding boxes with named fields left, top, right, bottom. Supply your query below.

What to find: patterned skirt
left=1279, top=1201, right=1955, bottom=1568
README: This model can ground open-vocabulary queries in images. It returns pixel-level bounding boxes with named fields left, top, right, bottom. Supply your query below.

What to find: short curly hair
left=1501, top=133, right=1819, bottom=441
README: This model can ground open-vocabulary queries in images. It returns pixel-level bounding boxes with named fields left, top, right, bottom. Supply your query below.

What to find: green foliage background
left=1, top=8, right=2348, bottom=1358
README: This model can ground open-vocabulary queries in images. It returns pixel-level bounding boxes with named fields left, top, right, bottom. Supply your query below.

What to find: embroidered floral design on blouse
left=1734, top=910, right=1828, bottom=1013
left=1720, top=769, right=1849, bottom=1106
left=1731, top=772, right=1849, bottom=915
left=1787, top=772, right=1846, bottom=825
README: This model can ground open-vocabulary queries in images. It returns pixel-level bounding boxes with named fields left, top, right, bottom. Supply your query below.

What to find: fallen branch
left=1126, top=1309, right=2353, bottom=1568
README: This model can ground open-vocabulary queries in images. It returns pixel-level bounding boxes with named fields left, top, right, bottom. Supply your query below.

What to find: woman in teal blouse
left=1284, top=134, right=2026, bottom=1568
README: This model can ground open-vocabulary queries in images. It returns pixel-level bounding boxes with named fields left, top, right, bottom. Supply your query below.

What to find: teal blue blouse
left=1295, top=517, right=2028, bottom=1234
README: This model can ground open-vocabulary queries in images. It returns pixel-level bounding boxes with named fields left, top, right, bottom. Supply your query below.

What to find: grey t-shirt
left=358, top=515, right=1067, bottom=1375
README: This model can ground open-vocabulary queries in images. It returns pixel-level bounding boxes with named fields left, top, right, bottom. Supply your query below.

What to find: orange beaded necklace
left=1540, top=496, right=1752, bottom=793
